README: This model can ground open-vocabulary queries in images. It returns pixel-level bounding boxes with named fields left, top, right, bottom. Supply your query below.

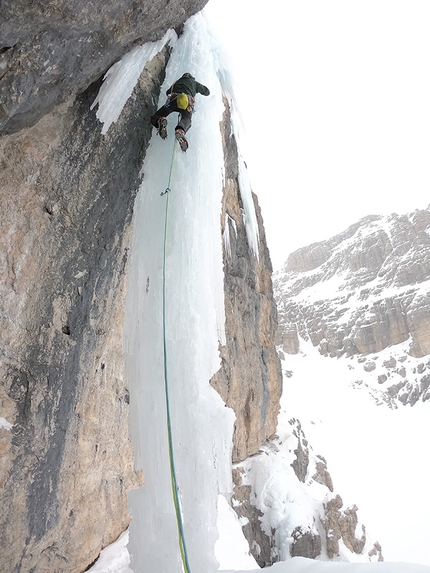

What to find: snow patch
left=0, top=417, right=12, bottom=430
left=238, top=156, right=260, bottom=258
left=215, top=494, right=259, bottom=570
left=86, top=530, right=132, bottom=573
left=223, top=214, right=237, bottom=259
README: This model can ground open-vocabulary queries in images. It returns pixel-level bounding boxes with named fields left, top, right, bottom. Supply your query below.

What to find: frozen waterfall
left=123, top=13, right=238, bottom=573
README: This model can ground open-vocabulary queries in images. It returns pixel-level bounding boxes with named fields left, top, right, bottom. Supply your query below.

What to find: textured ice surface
left=123, top=13, right=236, bottom=573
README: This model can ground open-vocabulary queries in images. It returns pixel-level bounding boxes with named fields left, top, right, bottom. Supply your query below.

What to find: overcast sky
left=205, top=0, right=430, bottom=269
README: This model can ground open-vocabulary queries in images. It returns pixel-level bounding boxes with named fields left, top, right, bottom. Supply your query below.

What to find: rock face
left=0, top=51, right=171, bottom=572
left=0, top=0, right=207, bottom=135
left=0, top=5, right=284, bottom=570
left=321, top=495, right=382, bottom=561
left=210, top=100, right=283, bottom=463
left=275, top=210, right=430, bottom=405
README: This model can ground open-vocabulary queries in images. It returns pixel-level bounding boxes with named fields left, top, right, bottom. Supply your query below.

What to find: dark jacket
left=166, top=74, right=210, bottom=98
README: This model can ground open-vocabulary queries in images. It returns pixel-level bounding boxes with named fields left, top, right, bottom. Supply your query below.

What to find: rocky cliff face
left=0, top=0, right=207, bottom=134
left=0, top=4, right=284, bottom=571
left=210, top=101, right=283, bottom=463
left=0, top=3, right=209, bottom=571
left=275, top=209, right=430, bottom=406
left=0, top=49, right=171, bottom=572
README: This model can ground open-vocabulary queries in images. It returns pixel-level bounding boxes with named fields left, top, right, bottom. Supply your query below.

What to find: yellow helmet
left=177, top=94, right=189, bottom=110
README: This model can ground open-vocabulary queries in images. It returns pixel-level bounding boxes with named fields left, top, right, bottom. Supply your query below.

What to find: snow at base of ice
left=87, top=531, right=132, bottom=573
left=221, top=558, right=430, bottom=573
left=89, top=536, right=430, bottom=573
left=215, top=495, right=259, bottom=570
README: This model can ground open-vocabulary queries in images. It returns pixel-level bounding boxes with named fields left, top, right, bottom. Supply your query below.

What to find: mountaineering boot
left=175, top=129, right=188, bottom=152
left=157, top=117, right=168, bottom=139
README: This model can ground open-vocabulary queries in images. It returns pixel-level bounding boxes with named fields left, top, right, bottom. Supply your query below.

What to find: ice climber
left=150, top=72, right=210, bottom=152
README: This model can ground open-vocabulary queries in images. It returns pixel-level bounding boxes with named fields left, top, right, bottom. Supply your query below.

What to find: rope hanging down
left=161, top=137, right=192, bottom=573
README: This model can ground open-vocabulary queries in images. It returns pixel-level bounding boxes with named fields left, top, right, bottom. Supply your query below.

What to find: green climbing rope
left=161, top=138, right=192, bottom=573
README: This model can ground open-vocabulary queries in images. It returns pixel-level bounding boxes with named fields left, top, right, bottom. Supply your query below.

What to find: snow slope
left=277, top=338, right=430, bottom=566
left=89, top=530, right=430, bottom=573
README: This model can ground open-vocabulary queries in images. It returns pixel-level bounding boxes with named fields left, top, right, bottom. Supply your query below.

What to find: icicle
left=91, top=29, right=177, bottom=134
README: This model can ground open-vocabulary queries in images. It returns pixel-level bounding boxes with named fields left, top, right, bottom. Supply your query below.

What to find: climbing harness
left=160, top=135, right=192, bottom=573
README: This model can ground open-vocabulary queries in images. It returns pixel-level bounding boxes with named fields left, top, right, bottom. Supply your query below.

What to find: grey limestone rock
left=0, top=0, right=208, bottom=135
left=210, top=99, right=283, bottom=463
left=275, top=208, right=430, bottom=405
left=322, top=495, right=382, bottom=561
left=0, top=31, right=169, bottom=573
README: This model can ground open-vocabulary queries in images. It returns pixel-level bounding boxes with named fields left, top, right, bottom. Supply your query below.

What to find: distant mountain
left=225, top=212, right=430, bottom=565
left=274, top=208, right=430, bottom=407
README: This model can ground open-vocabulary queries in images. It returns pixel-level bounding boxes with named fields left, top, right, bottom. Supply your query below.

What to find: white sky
left=205, top=0, right=430, bottom=269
